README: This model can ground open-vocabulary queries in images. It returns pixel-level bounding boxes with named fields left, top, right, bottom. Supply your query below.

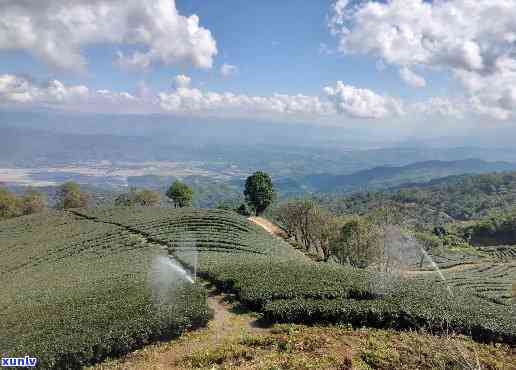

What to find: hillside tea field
left=3, top=207, right=515, bottom=370
left=77, top=208, right=516, bottom=344
left=0, top=211, right=210, bottom=369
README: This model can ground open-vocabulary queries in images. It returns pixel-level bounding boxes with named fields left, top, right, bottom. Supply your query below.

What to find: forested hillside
left=315, top=172, right=516, bottom=222
left=277, top=159, right=516, bottom=196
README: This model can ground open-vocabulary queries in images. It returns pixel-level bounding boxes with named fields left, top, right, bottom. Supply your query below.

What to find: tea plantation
left=2, top=207, right=515, bottom=369
left=0, top=210, right=210, bottom=369
left=77, top=207, right=516, bottom=344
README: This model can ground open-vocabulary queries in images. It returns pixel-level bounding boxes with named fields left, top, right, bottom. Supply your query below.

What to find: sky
left=0, top=0, right=515, bottom=135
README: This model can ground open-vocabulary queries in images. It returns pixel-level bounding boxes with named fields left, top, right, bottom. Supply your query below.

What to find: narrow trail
left=93, top=287, right=269, bottom=370
left=248, top=217, right=286, bottom=238
left=69, top=210, right=271, bottom=369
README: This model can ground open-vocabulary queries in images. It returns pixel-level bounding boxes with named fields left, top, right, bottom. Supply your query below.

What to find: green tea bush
left=74, top=208, right=516, bottom=345
left=0, top=211, right=211, bottom=369
left=262, top=280, right=516, bottom=344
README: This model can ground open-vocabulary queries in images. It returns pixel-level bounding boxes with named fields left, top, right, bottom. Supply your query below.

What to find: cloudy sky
left=0, top=0, right=515, bottom=130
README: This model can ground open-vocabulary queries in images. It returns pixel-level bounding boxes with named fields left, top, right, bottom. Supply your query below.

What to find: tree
left=115, top=188, right=161, bottom=207
left=136, top=189, right=161, bottom=206
left=236, top=203, right=252, bottom=216
left=330, top=216, right=383, bottom=268
left=274, top=199, right=339, bottom=260
left=56, top=182, right=89, bottom=209
left=0, top=187, right=20, bottom=220
left=244, top=171, right=275, bottom=216
left=19, top=188, right=46, bottom=215
left=114, top=192, right=134, bottom=207
left=307, top=206, right=340, bottom=261
left=166, top=181, right=193, bottom=208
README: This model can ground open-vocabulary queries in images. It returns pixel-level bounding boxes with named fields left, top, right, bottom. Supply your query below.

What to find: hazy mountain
left=275, top=159, right=516, bottom=196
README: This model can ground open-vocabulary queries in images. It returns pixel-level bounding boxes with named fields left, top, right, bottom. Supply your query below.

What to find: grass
left=144, top=324, right=515, bottom=370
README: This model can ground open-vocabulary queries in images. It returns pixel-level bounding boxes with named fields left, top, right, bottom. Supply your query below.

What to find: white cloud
left=410, top=97, right=465, bottom=119
left=2, top=73, right=442, bottom=122
left=159, top=81, right=402, bottom=120
left=173, top=75, right=192, bottom=89
left=159, top=88, right=331, bottom=117
left=323, top=81, right=404, bottom=119
left=0, top=73, right=406, bottom=120
left=0, top=0, right=217, bottom=71
left=329, top=0, right=516, bottom=119
left=399, top=67, right=426, bottom=88
left=0, top=74, right=146, bottom=113
left=220, top=64, right=238, bottom=77
left=0, top=75, right=89, bottom=104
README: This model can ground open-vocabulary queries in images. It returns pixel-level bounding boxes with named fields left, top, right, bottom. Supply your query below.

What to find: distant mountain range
left=275, top=159, right=516, bottom=196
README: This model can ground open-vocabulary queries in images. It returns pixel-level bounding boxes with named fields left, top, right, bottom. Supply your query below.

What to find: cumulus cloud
left=173, top=75, right=192, bottom=89
left=220, top=64, right=238, bottom=77
left=159, top=81, right=402, bottom=119
left=323, top=81, right=404, bottom=119
left=0, top=73, right=404, bottom=120
left=0, top=74, right=145, bottom=113
left=0, top=0, right=217, bottom=71
left=329, top=0, right=516, bottom=119
left=0, top=74, right=89, bottom=104
left=399, top=67, right=426, bottom=88
left=159, top=88, right=331, bottom=117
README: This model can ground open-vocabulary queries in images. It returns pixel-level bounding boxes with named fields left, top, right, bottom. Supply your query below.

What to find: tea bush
left=78, top=207, right=516, bottom=344
left=0, top=211, right=210, bottom=369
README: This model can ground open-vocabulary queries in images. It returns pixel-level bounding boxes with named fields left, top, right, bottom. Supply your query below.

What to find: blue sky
left=0, top=0, right=514, bottom=128
left=0, top=0, right=445, bottom=98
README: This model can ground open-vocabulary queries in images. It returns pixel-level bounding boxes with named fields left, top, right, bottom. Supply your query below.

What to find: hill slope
left=0, top=210, right=210, bottom=368
left=3, top=207, right=515, bottom=369
left=77, top=208, right=516, bottom=343
left=277, top=159, right=516, bottom=196
left=318, top=171, right=516, bottom=222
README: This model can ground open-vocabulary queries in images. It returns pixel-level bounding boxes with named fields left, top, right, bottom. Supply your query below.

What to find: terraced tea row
left=478, top=245, right=516, bottom=259
left=80, top=207, right=516, bottom=344
left=0, top=210, right=210, bottom=369
left=416, top=262, right=516, bottom=306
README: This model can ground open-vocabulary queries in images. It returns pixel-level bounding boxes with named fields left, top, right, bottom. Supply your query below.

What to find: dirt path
left=248, top=217, right=286, bottom=238
left=91, top=286, right=268, bottom=370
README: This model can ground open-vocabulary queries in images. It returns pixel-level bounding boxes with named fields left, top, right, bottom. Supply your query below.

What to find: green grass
left=0, top=210, right=210, bottom=369
left=180, top=324, right=514, bottom=370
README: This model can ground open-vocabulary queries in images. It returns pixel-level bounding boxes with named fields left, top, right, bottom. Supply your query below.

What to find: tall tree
left=56, top=182, right=89, bottom=209
left=244, top=171, right=275, bottom=216
left=166, top=181, right=193, bottom=208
